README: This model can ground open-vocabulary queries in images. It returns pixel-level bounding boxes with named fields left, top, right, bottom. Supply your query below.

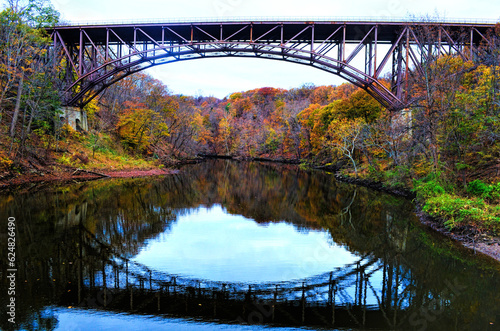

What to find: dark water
left=0, top=160, right=499, bottom=331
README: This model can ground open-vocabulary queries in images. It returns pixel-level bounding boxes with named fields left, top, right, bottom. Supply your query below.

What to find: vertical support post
left=363, top=269, right=368, bottom=326
left=272, top=285, right=278, bottom=322
left=301, top=282, right=306, bottom=323
left=382, top=258, right=387, bottom=308
left=355, top=262, right=360, bottom=305
left=191, top=25, right=194, bottom=44
left=332, top=283, right=336, bottom=326
left=365, top=42, right=373, bottom=76
left=342, top=24, right=346, bottom=62
left=90, top=42, right=96, bottom=79
left=105, top=28, right=109, bottom=61
left=250, top=24, right=253, bottom=43
left=470, top=28, right=474, bottom=60
left=157, top=286, right=161, bottom=311
left=280, top=24, right=284, bottom=45
left=53, top=33, right=57, bottom=69
left=78, top=225, right=83, bottom=305
left=89, top=256, right=94, bottom=290
left=438, top=27, right=442, bottom=56
left=405, top=27, right=410, bottom=101
left=393, top=259, right=400, bottom=326
left=374, top=25, right=378, bottom=76
left=311, top=24, right=315, bottom=62
left=126, top=260, right=129, bottom=289
left=220, top=24, right=223, bottom=42
left=162, top=26, right=165, bottom=46
left=114, top=266, right=119, bottom=289
left=130, top=286, right=133, bottom=310
left=387, top=259, right=394, bottom=311
left=213, top=291, right=217, bottom=317
left=328, top=272, right=333, bottom=306
left=78, top=29, right=83, bottom=76
left=102, top=260, right=107, bottom=307
left=337, top=41, right=342, bottom=65
left=133, top=27, right=137, bottom=52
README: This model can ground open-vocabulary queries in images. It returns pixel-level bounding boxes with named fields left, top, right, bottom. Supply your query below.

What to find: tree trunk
left=10, top=73, right=24, bottom=137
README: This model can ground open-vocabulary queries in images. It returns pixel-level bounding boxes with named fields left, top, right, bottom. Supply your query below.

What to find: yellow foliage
left=0, top=151, right=13, bottom=170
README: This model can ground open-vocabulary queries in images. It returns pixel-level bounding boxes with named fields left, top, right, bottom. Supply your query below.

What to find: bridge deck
left=48, top=20, right=496, bottom=45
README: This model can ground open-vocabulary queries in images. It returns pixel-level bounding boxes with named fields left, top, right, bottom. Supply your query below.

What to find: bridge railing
left=54, top=16, right=499, bottom=27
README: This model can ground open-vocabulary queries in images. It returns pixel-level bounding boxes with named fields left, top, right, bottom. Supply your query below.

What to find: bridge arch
left=48, top=20, right=496, bottom=110
left=69, top=41, right=394, bottom=108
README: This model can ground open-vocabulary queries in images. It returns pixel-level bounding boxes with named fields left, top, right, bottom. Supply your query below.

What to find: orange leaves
left=192, top=112, right=212, bottom=145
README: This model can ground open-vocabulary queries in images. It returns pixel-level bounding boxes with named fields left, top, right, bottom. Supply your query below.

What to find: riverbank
left=331, top=170, right=500, bottom=263
left=0, top=165, right=178, bottom=189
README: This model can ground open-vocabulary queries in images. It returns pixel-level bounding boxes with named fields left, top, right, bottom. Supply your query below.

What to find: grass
left=423, top=193, right=500, bottom=235
left=354, top=161, right=500, bottom=236
left=55, top=131, right=159, bottom=171
left=414, top=174, right=500, bottom=235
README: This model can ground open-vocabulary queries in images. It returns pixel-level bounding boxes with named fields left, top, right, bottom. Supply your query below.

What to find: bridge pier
left=60, top=107, right=88, bottom=131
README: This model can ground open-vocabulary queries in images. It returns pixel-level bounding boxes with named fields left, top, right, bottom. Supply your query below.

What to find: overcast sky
left=49, top=0, right=500, bottom=98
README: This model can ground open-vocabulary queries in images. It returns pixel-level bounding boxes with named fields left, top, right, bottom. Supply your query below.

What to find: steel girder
left=47, top=21, right=496, bottom=110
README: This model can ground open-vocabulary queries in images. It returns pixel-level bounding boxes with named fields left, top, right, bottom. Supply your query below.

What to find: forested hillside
left=0, top=1, right=499, bottom=235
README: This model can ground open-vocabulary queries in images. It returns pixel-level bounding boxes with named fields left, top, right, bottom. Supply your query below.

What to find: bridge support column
left=61, top=107, right=88, bottom=131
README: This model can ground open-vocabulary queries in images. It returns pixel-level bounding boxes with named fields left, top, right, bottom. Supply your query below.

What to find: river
left=0, top=160, right=499, bottom=330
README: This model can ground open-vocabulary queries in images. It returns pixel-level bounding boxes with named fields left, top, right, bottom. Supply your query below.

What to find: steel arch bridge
left=47, top=20, right=497, bottom=110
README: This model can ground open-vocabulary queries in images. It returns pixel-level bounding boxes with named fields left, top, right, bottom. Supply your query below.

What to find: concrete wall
left=61, top=107, right=88, bottom=131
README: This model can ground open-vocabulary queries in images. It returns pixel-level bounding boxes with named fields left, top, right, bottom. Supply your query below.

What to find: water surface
left=0, top=160, right=499, bottom=330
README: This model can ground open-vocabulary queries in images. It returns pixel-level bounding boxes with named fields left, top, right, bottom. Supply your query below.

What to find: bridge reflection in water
left=2, top=160, right=500, bottom=330
left=51, top=224, right=410, bottom=330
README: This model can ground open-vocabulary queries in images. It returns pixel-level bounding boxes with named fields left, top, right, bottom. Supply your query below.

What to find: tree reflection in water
left=0, top=160, right=499, bottom=330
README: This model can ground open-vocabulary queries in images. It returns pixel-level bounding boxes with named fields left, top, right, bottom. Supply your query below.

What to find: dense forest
left=0, top=1, right=499, bottom=235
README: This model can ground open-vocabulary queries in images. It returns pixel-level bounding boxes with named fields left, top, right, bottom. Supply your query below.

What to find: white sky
left=50, top=0, right=500, bottom=98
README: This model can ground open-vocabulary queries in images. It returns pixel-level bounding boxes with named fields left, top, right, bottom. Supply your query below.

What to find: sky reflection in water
left=132, top=205, right=358, bottom=283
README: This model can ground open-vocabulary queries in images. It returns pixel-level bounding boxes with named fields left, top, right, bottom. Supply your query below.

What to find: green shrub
left=467, top=179, right=491, bottom=196
left=423, top=193, right=500, bottom=234
left=414, top=174, right=446, bottom=199
left=467, top=179, right=500, bottom=200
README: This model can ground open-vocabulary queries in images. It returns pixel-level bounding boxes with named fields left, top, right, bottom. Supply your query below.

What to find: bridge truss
left=47, top=20, right=496, bottom=110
